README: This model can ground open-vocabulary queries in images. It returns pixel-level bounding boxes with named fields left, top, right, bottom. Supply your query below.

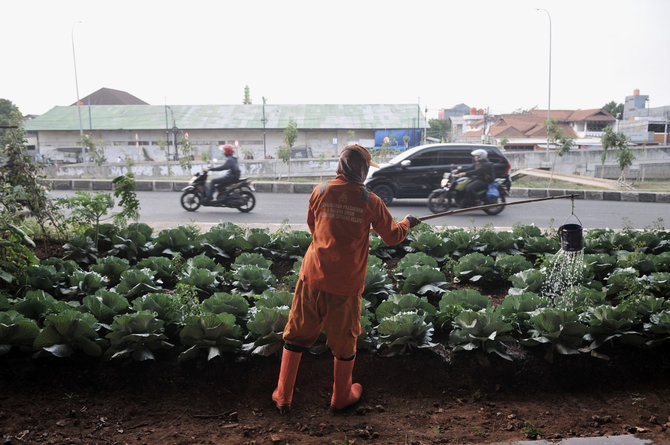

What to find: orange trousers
left=282, top=278, right=362, bottom=359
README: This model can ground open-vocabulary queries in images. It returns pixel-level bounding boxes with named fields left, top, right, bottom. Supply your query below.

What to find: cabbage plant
left=178, top=312, right=244, bottom=362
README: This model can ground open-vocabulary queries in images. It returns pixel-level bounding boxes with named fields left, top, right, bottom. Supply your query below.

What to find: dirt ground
left=1, top=345, right=669, bottom=445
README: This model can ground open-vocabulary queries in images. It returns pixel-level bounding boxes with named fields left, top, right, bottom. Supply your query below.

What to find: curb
left=46, top=179, right=670, bottom=203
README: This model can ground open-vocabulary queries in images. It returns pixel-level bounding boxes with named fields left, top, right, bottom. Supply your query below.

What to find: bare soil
left=1, top=345, right=669, bottom=445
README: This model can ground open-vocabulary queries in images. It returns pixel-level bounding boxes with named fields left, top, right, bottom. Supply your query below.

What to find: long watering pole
left=417, top=194, right=578, bottom=222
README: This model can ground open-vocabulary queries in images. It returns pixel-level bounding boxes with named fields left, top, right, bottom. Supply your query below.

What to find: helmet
left=221, top=144, right=235, bottom=156
left=471, top=149, right=488, bottom=159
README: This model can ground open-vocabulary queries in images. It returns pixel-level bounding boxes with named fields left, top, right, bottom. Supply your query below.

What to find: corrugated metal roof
left=25, top=104, right=425, bottom=131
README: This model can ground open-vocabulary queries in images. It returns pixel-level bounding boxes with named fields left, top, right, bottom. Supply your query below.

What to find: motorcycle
left=426, top=171, right=510, bottom=215
left=180, top=171, right=256, bottom=213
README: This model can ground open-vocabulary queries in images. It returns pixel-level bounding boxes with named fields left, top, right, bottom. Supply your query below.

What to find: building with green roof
left=25, top=103, right=425, bottom=163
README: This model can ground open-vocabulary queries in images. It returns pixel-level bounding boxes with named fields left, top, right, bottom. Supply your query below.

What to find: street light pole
left=71, top=21, right=84, bottom=162
left=537, top=8, right=552, bottom=162
left=262, top=96, right=267, bottom=159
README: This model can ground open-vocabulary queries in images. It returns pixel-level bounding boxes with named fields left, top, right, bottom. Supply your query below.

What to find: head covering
left=336, top=144, right=377, bottom=184
left=221, top=144, right=235, bottom=156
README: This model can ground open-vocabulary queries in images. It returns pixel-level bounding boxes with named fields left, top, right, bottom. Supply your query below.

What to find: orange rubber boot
left=272, top=348, right=302, bottom=414
left=330, top=356, right=363, bottom=410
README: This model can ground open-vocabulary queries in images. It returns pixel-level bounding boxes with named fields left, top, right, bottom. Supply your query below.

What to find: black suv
left=364, top=143, right=511, bottom=205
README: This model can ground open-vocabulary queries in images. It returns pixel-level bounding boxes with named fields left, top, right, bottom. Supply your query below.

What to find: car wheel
left=371, top=184, right=394, bottom=205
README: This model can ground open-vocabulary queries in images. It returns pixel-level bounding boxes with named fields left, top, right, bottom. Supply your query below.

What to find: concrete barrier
left=47, top=179, right=670, bottom=203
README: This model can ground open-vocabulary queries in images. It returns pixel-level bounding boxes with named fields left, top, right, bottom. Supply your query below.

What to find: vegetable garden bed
left=1, top=222, right=669, bottom=444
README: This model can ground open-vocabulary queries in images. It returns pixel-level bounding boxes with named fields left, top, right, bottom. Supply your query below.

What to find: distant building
left=620, top=90, right=670, bottom=144
left=454, top=109, right=615, bottom=150
left=24, top=95, right=426, bottom=163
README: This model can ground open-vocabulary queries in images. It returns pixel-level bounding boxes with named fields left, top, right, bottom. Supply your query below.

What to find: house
left=24, top=95, right=426, bottom=163
left=453, top=109, right=616, bottom=150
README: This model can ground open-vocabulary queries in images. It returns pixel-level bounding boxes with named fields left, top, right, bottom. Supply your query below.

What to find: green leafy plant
left=33, top=310, right=103, bottom=358
left=109, top=222, right=154, bottom=263
left=105, top=310, right=173, bottom=361
left=178, top=312, right=244, bottom=362
left=271, top=230, right=312, bottom=260
left=62, top=235, right=99, bottom=266
left=583, top=304, right=644, bottom=351
left=136, top=256, right=180, bottom=288
left=56, top=191, right=114, bottom=249
left=472, top=230, right=520, bottom=257
left=448, top=308, right=515, bottom=362
left=497, top=292, right=551, bottom=335
left=605, top=267, right=646, bottom=303
left=245, top=228, right=273, bottom=255
left=201, top=292, right=250, bottom=325
left=407, top=231, right=451, bottom=263
left=643, top=309, right=670, bottom=348
left=12, top=290, right=73, bottom=324
left=521, top=308, right=588, bottom=363
left=375, top=311, right=434, bottom=357
left=495, top=255, right=533, bottom=281
left=400, top=265, right=449, bottom=296
left=508, top=269, right=545, bottom=295
left=231, top=264, right=276, bottom=296
left=90, top=256, right=130, bottom=288
left=439, top=289, right=492, bottom=312
left=112, top=173, right=140, bottom=227
left=243, top=305, right=290, bottom=356
left=0, top=310, right=40, bottom=355
left=153, top=226, right=200, bottom=258
left=81, top=290, right=130, bottom=326
left=363, top=262, right=394, bottom=308
left=199, top=222, right=249, bottom=261
left=115, top=268, right=161, bottom=299
left=0, top=224, right=39, bottom=287
left=68, top=270, right=108, bottom=296
left=376, top=293, right=437, bottom=325
left=452, top=253, right=495, bottom=284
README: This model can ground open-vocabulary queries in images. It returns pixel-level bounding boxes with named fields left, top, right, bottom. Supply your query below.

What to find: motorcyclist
left=203, top=144, right=240, bottom=202
left=453, top=148, right=493, bottom=207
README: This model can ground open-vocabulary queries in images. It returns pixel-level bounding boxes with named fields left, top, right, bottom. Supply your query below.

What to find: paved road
left=49, top=190, right=670, bottom=231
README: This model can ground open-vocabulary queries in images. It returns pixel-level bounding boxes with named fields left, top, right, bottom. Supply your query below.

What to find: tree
left=602, top=101, right=623, bottom=119
left=601, top=126, right=634, bottom=184
left=544, top=119, right=575, bottom=186
left=1, top=98, right=21, bottom=149
left=278, top=119, right=298, bottom=179
left=427, top=119, right=451, bottom=142
left=0, top=106, right=67, bottom=241
left=80, top=134, right=107, bottom=167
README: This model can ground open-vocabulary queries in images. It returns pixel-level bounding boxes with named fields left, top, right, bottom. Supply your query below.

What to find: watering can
left=558, top=215, right=583, bottom=252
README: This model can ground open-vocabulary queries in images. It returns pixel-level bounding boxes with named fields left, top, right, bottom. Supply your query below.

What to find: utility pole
left=71, top=21, right=84, bottom=162
left=262, top=97, right=267, bottom=158
left=537, top=8, right=552, bottom=162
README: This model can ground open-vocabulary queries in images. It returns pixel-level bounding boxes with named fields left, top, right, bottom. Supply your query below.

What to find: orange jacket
left=299, top=175, right=411, bottom=296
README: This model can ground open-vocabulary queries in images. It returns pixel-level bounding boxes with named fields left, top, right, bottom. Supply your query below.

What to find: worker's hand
left=458, top=172, right=466, bottom=177
left=405, top=214, right=421, bottom=228
left=203, top=167, right=209, bottom=172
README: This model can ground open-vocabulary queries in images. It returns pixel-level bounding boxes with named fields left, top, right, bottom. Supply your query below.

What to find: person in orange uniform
left=272, top=144, right=421, bottom=413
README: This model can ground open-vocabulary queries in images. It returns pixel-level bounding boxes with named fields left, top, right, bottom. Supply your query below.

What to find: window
left=586, top=121, right=609, bottom=132
left=410, top=151, right=440, bottom=166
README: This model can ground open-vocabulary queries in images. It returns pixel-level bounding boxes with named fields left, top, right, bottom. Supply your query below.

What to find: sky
left=3, top=0, right=669, bottom=119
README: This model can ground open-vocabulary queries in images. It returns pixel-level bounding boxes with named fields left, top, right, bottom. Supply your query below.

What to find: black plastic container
left=558, top=223, right=583, bottom=252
